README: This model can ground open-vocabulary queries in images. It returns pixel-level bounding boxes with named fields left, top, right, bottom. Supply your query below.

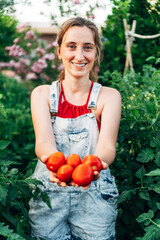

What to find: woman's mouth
left=72, top=62, right=87, bottom=67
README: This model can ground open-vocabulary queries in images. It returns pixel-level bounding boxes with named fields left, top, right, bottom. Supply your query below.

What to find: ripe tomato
left=46, top=152, right=65, bottom=172
left=72, top=164, right=94, bottom=187
left=66, top=153, right=81, bottom=168
left=57, top=164, right=74, bottom=183
left=82, top=155, right=103, bottom=172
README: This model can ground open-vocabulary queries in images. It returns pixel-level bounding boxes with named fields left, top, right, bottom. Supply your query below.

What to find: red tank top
left=57, top=81, right=101, bottom=131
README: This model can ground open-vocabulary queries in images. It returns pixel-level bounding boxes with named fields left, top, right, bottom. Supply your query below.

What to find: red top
left=57, top=81, right=100, bottom=131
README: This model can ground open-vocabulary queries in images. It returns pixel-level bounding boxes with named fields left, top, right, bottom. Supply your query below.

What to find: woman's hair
left=57, top=16, right=103, bottom=82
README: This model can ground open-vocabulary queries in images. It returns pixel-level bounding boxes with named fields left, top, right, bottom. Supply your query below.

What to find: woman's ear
left=57, top=44, right=62, bottom=60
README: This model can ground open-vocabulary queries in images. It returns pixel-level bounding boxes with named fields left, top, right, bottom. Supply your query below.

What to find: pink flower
left=36, top=47, right=45, bottom=55
left=9, top=60, right=21, bottom=69
left=26, top=72, right=38, bottom=80
left=14, top=38, right=20, bottom=44
left=74, top=0, right=79, bottom=4
left=88, top=14, right=95, bottom=19
left=44, top=53, right=55, bottom=60
left=25, top=30, right=35, bottom=40
left=51, top=64, right=56, bottom=69
left=31, top=58, right=48, bottom=73
left=5, top=44, right=26, bottom=57
left=27, top=43, right=32, bottom=47
left=58, top=63, right=64, bottom=71
left=46, top=41, right=57, bottom=50
left=20, top=58, right=30, bottom=65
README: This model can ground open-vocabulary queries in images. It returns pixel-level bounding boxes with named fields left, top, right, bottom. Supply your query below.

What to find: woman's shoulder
left=100, top=85, right=121, bottom=102
left=31, top=84, right=50, bottom=98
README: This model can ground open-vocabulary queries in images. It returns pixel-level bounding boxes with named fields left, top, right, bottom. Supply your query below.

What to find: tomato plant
left=66, top=153, right=81, bottom=168
left=82, top=155, right=103, bottom=172
left=72, top=164, right=94, bottom=187
left=57, top=164, right=74, bottom=182
left=46, top=152, right=65, bottom=172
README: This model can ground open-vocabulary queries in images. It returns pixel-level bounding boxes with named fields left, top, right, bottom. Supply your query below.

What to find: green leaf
left=143, top=224, right=160, bottom=240
left=41, top=191, right=52, bottom=209
left=7, top=233, right=26, bottom=240
left=118, top=190, right=131, bottom=204
left=0, top=140, right=10, bottom=150
left=0, top=222, right=13, bottom=236
left=1, top=166, right=8, bottom=174
left=156, top=203, right=160, bottom=210
left=136, top=210, right=154, bottom=223
left=132, top=109, right=140, bottom=119
left=154, top=152, right=160, bottom=167
left=136, top=148, right=155, bottom=163
left=146, top=56, right=155, bottom=62
left=146, top=169, right=160, bottom=177
left=150, top=136, right=160, bottom=149
left=151, top=183, right=160, bottom=194
left=135, top=166, right=146, bottom=179
left=139, top=191, right=150, bottom=201
left=0, top=185, right=8, bottom=205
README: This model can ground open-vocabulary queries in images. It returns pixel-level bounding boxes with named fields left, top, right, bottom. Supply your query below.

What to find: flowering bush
left=0, top=24, right=61, bottom=84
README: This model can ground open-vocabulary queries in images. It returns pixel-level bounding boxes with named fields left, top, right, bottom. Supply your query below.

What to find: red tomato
left=66, top=153, right=81, bottom=168
left=46, top=152, right=65, bottom=172
left=57, top=164, right=74, bottom=183
left=82, top=155, right=103, bottom=172
left=72, top=164, right=94, bottom=187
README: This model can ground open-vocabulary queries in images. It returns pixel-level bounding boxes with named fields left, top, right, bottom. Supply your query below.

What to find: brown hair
left=57, top=16, right=103, bottom=82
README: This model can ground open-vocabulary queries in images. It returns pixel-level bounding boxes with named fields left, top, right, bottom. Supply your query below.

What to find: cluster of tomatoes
left=46, top=152, right=103, bottom=187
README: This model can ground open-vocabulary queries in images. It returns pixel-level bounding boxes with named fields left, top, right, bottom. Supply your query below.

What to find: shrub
left=99, top=60, right=160, bottom=239
left=0, top=74, right=50, bottom=239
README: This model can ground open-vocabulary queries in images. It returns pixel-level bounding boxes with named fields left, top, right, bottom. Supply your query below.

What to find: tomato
left=72, top=164, right=94, bottom=187
left=57, top=164, right=74, bottom=183
left=46, top=152, right=65, bottom=172
left=66, top=153, right=81, bottom=168
left=82, top=155, right=103, bottom=172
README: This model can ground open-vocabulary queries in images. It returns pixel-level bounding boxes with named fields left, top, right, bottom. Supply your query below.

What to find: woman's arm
left=95, top=87, right=121, bottom=167
left=31, top=85, right=57, bottom=161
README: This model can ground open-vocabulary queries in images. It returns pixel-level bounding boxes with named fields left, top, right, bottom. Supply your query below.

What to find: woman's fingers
left=49, top=171, right=67, bottom=187
left=41, top=155, right=48, bottom=163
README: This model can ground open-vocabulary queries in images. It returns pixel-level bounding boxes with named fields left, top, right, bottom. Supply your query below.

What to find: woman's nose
left=75, top=47, right=85, bottom=61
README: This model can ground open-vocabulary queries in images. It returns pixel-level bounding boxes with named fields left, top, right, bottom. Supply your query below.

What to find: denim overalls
left=29, top=80, right=119, bottom=240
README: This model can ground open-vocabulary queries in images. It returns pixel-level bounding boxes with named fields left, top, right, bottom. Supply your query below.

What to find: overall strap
left=87, top=82, right=101, bottom=110
left=50, top=80, right=59, bottom=116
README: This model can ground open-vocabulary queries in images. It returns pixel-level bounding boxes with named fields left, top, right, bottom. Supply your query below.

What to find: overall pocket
left=54, top=129, right=89, bottom=159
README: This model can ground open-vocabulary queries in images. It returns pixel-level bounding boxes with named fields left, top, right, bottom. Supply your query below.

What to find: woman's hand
left=41, top=155, right=67, bottom=187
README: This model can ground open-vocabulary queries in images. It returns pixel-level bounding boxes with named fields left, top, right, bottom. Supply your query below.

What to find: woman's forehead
left=62, top=26, right=95, bottom=44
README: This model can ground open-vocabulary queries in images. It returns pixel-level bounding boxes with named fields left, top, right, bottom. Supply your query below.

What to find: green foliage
left=0, top=73, right=51, bottom=239
left=0, top=10, right=18, bottom=62
left=100, top=0, right=160, bottom=74
left=100, top=61, right=160, bottom=239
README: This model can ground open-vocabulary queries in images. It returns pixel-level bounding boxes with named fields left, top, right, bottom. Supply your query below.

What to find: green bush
left=0, top=74, right=49, bottom=239
left=99, top=60, right=160, bottom=239
left=0, top=10, right=18, bottom=62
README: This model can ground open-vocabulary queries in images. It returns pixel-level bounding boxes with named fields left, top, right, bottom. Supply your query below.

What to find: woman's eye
left=84, top=46, right=92, bottom=50
left=68, top=45, right=75, bottom=49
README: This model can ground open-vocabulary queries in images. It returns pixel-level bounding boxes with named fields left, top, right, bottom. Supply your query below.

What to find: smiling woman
left=29, top=16, right=121, bottom=240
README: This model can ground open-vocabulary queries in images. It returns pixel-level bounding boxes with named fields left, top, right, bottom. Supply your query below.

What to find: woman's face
left=57, top=26, right=97, bottom=80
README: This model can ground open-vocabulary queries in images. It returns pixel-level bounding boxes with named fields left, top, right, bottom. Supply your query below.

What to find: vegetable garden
left=0, top=0, right=160, bottom=239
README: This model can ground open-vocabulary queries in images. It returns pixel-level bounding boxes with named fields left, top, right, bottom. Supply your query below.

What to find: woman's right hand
left=41, top=155, right=67, bottom=188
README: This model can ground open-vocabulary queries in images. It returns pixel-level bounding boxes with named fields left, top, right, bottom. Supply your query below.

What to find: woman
left=29, top=16, right=121, bottom=240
